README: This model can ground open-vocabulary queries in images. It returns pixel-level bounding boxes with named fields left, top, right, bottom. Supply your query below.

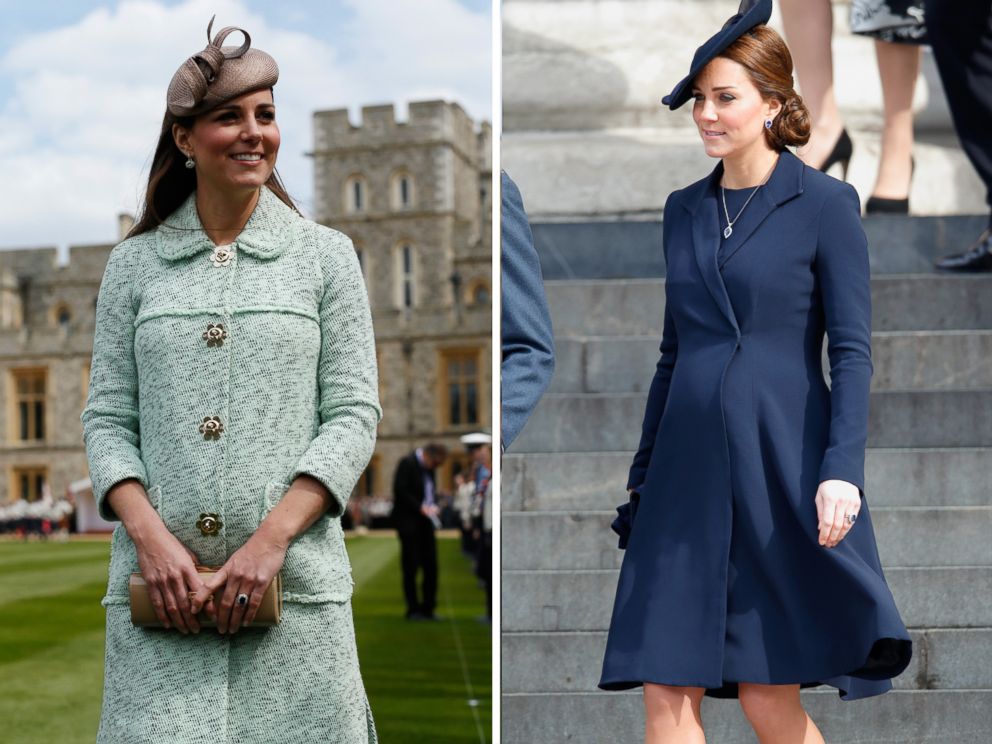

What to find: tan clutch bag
left=129, top=565, right=282, bottom=627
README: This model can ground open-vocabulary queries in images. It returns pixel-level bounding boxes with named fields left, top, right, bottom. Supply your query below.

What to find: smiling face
left=691, top=56, right=781, bottom=161
left=172, top=88, right=280, bottom=196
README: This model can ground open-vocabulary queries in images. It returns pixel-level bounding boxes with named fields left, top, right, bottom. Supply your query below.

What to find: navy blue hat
left=662, top=0, right=773, bottom=110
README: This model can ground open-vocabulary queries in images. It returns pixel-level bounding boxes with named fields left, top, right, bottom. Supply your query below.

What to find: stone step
left=504, top=131, right=985, bottom=220
left=501, top=449, right=992, bottom=511
left=545, top=277, right=992, bottom=336
left=501, top=507, right=992, bottom=571
left=531, top=215, right=990, bottom=281
left=501, top=567, right=992, bottom=632
left=502, top=628, right=992, bottom=693
left=511, top=391, right=992, bottom=453
left=549, top=331, right=992, bottom=395
left=501, top=690, right=992, bottom=744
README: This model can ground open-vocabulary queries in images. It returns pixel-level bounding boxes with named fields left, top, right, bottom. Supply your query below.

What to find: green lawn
left=0, top=534, right=491, bottom=743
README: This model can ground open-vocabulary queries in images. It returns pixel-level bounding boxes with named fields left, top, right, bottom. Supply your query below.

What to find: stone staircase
left=501, top=215, right=992, bottom=742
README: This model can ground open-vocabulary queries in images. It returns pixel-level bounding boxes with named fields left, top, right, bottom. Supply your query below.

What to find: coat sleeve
left=626, top=194, right=680, bottom=491
left=80, top=244, right=149, bottom=522
left=290, top=231, right=383, bottom=517
left=815, top=184, right=873, bottom=495
left=500, top=171, right=555, bottom=451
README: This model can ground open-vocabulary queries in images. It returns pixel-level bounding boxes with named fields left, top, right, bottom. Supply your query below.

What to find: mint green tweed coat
left=81, top=185, right=382, bottom=743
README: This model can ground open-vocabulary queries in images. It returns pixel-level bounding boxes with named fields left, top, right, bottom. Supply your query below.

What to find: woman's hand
left=814, top=479, right=862, bottom=548
left=192, top=532, right=288, bottom=634
left=133, top=523, right=209, bottom=634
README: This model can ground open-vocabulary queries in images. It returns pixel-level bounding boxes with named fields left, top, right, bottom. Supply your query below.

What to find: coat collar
left=682, top=148, right=806, bottom=217
left=681, top=150, right=806, bottom=332
left=154, top=186, right=298, bottom=262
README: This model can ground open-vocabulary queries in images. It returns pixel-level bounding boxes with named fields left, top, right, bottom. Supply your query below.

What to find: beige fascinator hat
left=167, top=16, right=279, bottom=117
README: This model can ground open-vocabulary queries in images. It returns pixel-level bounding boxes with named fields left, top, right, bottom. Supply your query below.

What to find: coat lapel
left=717, top=150, right=805, bottom=269
left=684, top=151, right=807, bottom=330
left=690, top=188, right=740, bottom=333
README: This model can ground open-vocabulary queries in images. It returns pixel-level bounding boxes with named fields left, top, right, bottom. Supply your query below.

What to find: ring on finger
left=236, top=592, right=249, bottom=608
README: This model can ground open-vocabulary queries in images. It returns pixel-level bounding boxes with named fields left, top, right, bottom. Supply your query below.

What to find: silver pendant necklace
left=721, top=183, right=762, bottom=239
left=720, top=157, right=779, bottom=239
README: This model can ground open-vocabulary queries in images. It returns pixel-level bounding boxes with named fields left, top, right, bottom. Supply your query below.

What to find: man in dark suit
left=929, top=0, right=992, bottom=271
left=390, top=443, right=447, bottom=620
left=501, top=171, right=555, bottom=450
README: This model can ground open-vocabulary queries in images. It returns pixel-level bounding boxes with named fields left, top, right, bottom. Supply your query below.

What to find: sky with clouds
left=0, top=0, right=491, bottom=253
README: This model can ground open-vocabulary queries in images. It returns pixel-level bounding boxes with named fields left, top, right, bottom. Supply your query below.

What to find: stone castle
left=0, top=99, right=491, bottom=510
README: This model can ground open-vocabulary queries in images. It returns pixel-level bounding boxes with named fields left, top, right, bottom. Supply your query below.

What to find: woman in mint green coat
left=81, top=21, right=380, bottom=743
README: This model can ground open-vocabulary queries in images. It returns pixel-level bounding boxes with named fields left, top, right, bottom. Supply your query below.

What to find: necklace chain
left=720, top=157, right=779, bottom=239
left=721, top=183, right=762, bottom=239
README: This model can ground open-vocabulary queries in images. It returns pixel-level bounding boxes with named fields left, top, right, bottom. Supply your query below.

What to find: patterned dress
left=82, top=185, right=381, bottom=742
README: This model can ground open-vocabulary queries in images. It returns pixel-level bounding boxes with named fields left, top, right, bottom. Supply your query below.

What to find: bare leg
left=643, top=683, right=707, bottom=744
left=779, top=0, right=844, bottom=167
left=738, top=683, right=825, bottom=744
left=872, top=41, right=921, bottom=199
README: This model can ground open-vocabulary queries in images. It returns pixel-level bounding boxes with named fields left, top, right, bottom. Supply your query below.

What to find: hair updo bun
left=721, top=25, right=811, bottom=151
left=770, top=94, right=811, bottom=149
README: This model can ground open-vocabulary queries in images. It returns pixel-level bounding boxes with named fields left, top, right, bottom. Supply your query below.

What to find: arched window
left=390, top=170, right=414, bottom=210
left=353, top=242, right=370, bottom=302
left=344, top=175, right=368, bottom=214
left=52, top=302, right=72, bottom=328
left=394, top=242, right=415, bottom=310
left=466, top=279, right=491, bottom=306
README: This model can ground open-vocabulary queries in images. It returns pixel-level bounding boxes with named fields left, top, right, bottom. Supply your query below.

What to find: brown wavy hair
left=127, top=90, right=298, bottom=239
left=720, top=25, right=811, bottom=151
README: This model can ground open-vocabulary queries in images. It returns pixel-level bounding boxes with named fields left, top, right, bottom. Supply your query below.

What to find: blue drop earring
left=765, top=119, right=773, bottom=129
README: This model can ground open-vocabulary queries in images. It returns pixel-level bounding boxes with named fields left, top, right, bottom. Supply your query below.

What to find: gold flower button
left=198, top=416, right=224, bottom=440
left=209, top=246, right=235, bottom=268
left=202, top=323, right=227, bottom=347
left=196, top=513, right=222, bottom=536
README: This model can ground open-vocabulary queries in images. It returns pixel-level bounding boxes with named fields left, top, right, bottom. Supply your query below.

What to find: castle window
left=466, top=279, right=491, bottom=306
left=345, top=175, right=368, bottom=214
left=395, top=243, right=415, bottom=310
left=53, top=303, right=71, bottom=327
left=357, top=454, right=380, bottom=498
left=11, top=466, right=48, bottom=502
left=9, top=368, right=47, bottom=443
left=439, top=348, right=481, bottom=428
left=391, top=170, right=414, bottom=210
left=353, top=241, right=367, bottom=280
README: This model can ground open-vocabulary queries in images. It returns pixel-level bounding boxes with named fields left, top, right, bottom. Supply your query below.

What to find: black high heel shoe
left=866, top=157, right=914, bottom=215
left=818, top=128, right=853, bottom=181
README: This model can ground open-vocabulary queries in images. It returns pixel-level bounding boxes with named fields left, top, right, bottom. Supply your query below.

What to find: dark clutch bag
left=610, top=490, right=640, bottom=549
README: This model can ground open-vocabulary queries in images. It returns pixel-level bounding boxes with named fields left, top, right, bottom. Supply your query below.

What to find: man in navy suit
left=500, top=171, right=555, bottom=450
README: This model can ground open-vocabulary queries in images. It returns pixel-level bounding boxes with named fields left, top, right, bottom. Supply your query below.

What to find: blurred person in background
left=390, top=443, right=447, bottom=620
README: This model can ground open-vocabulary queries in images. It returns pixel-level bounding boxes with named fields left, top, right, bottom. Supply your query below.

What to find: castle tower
left=312, top=100, right=492, bottom=497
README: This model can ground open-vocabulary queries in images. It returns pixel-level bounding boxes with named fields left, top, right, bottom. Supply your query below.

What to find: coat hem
left=598, top=635, right=912, bottom=702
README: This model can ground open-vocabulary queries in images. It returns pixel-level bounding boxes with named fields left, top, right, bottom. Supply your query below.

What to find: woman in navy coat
left=599, top=2, right=912, bottom=741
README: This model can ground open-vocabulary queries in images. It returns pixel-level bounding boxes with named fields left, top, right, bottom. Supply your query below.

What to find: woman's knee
left=643, top=683, right=705, bottom=718
left=737, top=683, right=801, bottom=725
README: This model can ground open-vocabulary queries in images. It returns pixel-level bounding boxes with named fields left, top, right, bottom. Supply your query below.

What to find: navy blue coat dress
left=599, top=150, right=912, bottom=700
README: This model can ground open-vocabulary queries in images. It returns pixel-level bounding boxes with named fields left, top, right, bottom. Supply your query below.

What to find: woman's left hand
left=814, top=479, right=862, bottom=548
left=191, top=533, right=288, bottom=633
